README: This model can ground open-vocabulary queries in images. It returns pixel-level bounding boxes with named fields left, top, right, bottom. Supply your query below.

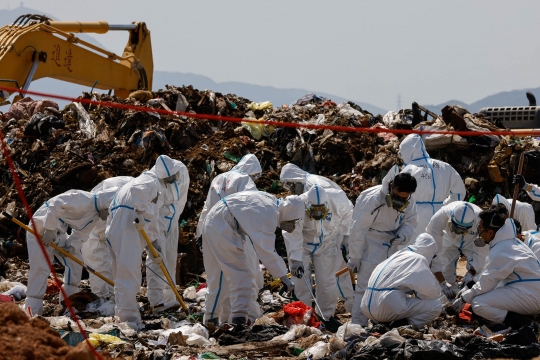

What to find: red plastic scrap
left=196, top=283, right=207, bottom=292
left=46, top=278, right=61, bottom=294
left=459, top=303, right=473, bottom=322
left=283, top=301, right=321, bottom=328
left=0, top=294, right=14, bottom=303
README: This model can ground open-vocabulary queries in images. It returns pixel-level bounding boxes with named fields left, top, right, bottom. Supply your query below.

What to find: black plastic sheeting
left=216, top=324, right=289, bottom=346
left=324, top=324, right=540, bottom=360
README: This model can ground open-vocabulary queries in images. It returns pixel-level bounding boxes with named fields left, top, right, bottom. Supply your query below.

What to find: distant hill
left=424, top=88, right=540, bottom=114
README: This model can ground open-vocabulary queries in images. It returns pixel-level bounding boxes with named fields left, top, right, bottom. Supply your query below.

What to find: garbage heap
left=0, top=87, right=540, bottom=359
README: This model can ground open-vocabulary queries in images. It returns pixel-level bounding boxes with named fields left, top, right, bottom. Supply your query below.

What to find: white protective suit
left=280, top=163, right=354, bottom=312
left=202, top=191, right=305, bottom=324
left=525, top=183, right=540, bottom=203
left=196, top=154, right=263, bottom=321
left=145, top=156, right=190, bottom=306
left=461, top=218, right=540, bottom=323
left=398, top=134, right=466, bottom=245
left=349, top=165, right=418, bottom=326
left=426, top=201, right=489, bottom=283
left=492, top=194, right=536, bottom=231
left=80, top=176, right=133, bottom=298
left=360, top=233, right=442, bottom=328
left=25, top=188, right=119, bottom=315
left=524, top=230, right=540, bottom=258
left=106, top=173, right=160, bottom=327
left=283, top=185, right=352, bottom=319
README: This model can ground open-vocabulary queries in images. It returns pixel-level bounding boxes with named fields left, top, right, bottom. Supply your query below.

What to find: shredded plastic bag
left=336, top=322, right=367, bottom=339
left=248, top=101, right=273, bottom=111
left=183, top=286, right=196, bottom=301
left=304, top=341, right=327, bottom=359
left=379, top=328, right=406, bottom=348
left=241, top=118, right=275, bottom=140
left=283, top=301, right=321, bottom=328
left=88, top=333, right=127, bottom=349
left=70, top=102, right=96, bottom=139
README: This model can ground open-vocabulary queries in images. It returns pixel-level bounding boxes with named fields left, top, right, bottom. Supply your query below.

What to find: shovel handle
left=510, top=152, right=526, bottom=218
left=335, top=267, right=348, bottom=277
left=3, top=211, right=114, bottom=286
left=136, top=219, right=189, bottom=313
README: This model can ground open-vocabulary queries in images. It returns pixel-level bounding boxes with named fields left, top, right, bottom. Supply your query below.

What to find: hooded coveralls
left=360, top=233, right=442, bottom=328
left=81, top=176, right=133, bottom=298
left=197, top=154, right=263, bottom=322
left=106, top=173, right=160, bottom=327
left=280, top=163, right=354, bottom=312
left=426, top=201, right=489, bottom=283
left=349, top=165, right=418, bottom=326
left=145, top=156, right=190, bottom=306
left=25, top=188, right=119, bottom=315
left=492, top=194, right=536, bottom=232
left=398, top=134, right=465, bottom=246
left=461, top=218, right=540, bottom=323
left=202, top=191, right=305, bottom=324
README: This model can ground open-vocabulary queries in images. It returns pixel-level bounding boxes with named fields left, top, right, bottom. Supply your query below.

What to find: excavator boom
left=0, top=15, right=153, bottom=103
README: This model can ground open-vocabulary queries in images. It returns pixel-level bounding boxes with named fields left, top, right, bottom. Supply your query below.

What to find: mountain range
left=0, top=6, right=538, bottom=115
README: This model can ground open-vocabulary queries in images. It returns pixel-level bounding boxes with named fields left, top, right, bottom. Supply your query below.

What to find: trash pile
left=1, top=86, right=540, bottom=358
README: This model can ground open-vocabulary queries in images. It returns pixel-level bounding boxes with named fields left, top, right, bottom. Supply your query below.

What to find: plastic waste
left=70, top=102, right=96, bottom=139
left=253, top=315, right=278, bottom=326
left=241, top=118, right=275, bottom=141
left=379, top=328, right=406, bottom=348
left=85, top=298, right=115, bottom=316
left=47, top=316, right=81, bottom=331
left=261, top=290, right=273, bottom=304
left=196, top=287, right=208, bottom=301
left=248, top=101, right=273, bottom=111
left=183, top=286, right=197, bottom=301
left=329, top=337, right=346, bottom=352
left=273, top=324, right=322, bottom=342
left=175, top=93, right=189, bottom=113
left=336, top=322, right=367, bottom=340
left=304, top=341, right=327, bottom=359
left=88, top=333, right=127, bottom=349
left=337, top=102, right=363, bottom=119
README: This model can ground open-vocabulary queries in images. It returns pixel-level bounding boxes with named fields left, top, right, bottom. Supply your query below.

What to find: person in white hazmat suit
left=491, top=194, right=536, bottom=231
left=80, top=176, right=133, bottom=298
left=360, top=233, right=442, bottom=328
left=451, top=205, right=540, bottom=328
left=513, top=219, right=540, bottom=259
left=398, top=134, right=466, bottom=246
left=425, top=201, right=489, bottom=299
left=24, top=187, right=120, bottom=315
left=201, top=191, right=305, bottom=326
left=196, top=154, right=263, bottom=322
left=145, top=155, right=190, bottom=308
left=280, top=163, right=354, bottom=312
left=283, top=185, right=352, bottom=319
left=106, top=171, right=161, bottom=328
left=347, top=166, right=418, bottom=326
left=514, top=174, right=540, bottom=208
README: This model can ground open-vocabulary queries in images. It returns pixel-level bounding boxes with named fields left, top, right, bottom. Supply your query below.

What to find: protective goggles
left=450, top=219, right=472, bottom=235
left=162, top=172, right=179, bottom=184
left=306, top=203, right=329, bottom=221
left=385, top=193, right=409, bottom=212
left=283, top=182, right=304, bottom=195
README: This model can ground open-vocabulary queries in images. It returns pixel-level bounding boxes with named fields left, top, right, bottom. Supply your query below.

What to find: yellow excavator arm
left=0, top=14, right=153, bottom=103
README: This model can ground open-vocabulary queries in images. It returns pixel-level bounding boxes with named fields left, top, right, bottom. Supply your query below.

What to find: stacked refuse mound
left=0, top=302, right=110, bottom=360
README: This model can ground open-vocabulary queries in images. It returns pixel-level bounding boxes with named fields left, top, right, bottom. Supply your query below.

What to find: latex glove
left=451, top=297, right=466, bottom=314
left=290, top=260, right=304, bottom=279
left=513, top=174, right=527, bottom=190
left=341, top=235, right=349, bottom=254
left=390, top=234, right=406, bottom=246
left=462, top=272, right=475, bottom=288
left=98, top=209, right=109, bottom=221
left=440, top=281, right=457, bottom=299
left=280, top=275, right=295, bottom=294
left=347, top=258, right=361, bottom=273
left=456, top=287, right=468, bottom=300
left=148, top=248, right=163, bottom=265
left=41, top=229, right=57, bottom=246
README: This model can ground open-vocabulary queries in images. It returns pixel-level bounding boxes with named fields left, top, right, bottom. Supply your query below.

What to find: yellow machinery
left=0, top=14, right=153, bottom=104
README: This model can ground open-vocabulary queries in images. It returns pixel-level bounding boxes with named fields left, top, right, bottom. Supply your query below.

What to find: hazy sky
left=3, top=0, right=540, bottom=110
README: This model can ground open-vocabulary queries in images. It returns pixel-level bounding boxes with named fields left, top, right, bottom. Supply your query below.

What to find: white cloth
left=426, top=201, right=488, bottom=283
left=24, top=188, right=118, bottom=315
left=461, top=218, right=540, bottom=323
left=81, top=176, right=133, bottom=298
left=196, top=154, right=263, bottom=317
left=145, top=157, right=190, bottom=306
left=524, top=230, right=540, bottom=258
left=349, top=165, right=419, bottom=326
left=360, top=234, right=442, bottom=328
left=106, top=173, right=159, bottom=327
left=492, top=194, right=536, bottom=231
left=202, top=191, right=303, bottom=323
left=280, top=163, right=354, bottom=312
left=525, top=183, right=540, bottom=203
left=398, top=134, right=466, bottom=245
